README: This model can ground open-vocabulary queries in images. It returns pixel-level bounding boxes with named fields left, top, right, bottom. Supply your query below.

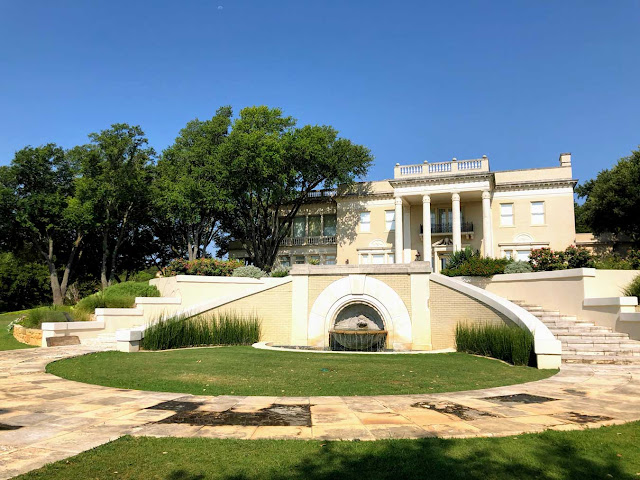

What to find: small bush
left=270, top=266, right=290, bottom=277
left=447, top=246, right=479, bottom=269
left=455, top=323, right=534, bottom=366
left=21, top=305, right=73, bottom=329
left=529, top=246, right=595, bottom=272
left=141, top=312, right=261, bottom=350
left=504, top=261, right=533, bottom=274
left=564, top=245, right=595, bottom=268
left=75, top=281, right=160, bottom=316
left=623, top=274, right=640, bottom=300
left=232, top=265, right=267, bottom=279
left=595, top=249, right=640, bottom=270
left=442, top=257, right=511, bottom=277
left=163, top=258, right=243, bottom=277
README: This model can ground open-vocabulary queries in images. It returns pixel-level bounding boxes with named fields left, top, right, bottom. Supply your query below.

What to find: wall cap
left=291, top=262, right=432, bottom=276
left=95, top=308, right=144, bottom=316
left=175, top=275, right=264, bottom=284
left=134, top=296, right=182, bottom=305
left=619, top=312, right=640, bottom=322
left=41, top=321, right=105, bottom=331
left=491, top=268, right=597, bottom=282
left=584, top=297, right=639, bottom=307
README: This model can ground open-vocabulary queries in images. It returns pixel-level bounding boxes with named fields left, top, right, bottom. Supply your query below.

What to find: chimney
left=559, top=152, right=571, bottom=167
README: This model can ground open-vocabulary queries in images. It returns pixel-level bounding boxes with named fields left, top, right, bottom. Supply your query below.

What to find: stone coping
left=41, top=320, right=105, bottom=331
left=490, top=268, right=597, bottom=282
left=291, top=262, right=432, bottom=276
left=134, top=296, right=182, bottom=305
left=1, top=346, right=640, bottom=478
left=253, top=341, right=455, bottom=355
left=175, top=275, right=264, bottom=284
left=584, top=297, right=639, bottom=307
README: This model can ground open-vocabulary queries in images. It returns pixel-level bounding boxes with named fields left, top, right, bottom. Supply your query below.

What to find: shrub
left=447, top=246, right=478, bottom=269
left=442, top=257, right=511, bottom=277
left=623, top=274, right=640, bottom=300
left=270, top=266, right=290, bottom=277
left=232, top=265, right=267, bottom=279
left=141, top=311, right=261, bottom=350
left=455, top=323, right=534, bottom=366
left=0, top=252, right=51, bottom=312
left=163, top=258, right=243, bottom=277
left=504, top=261, right=533, bottom=274
left=75, top=281, right=160, bottom=316
left=595, top=250, right=640, bottom=270
left=564, top=245, right=595, bottom=268
left=528, top=248, right=566, bottom=272
left=21, top=305, right=73, bottom=329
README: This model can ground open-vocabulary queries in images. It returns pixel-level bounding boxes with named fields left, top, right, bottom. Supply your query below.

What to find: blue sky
left=1, top=0, right=639, bottom=185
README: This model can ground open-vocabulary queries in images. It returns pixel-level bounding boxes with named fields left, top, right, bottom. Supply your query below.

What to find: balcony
left=420, top=222, right=474, bottom=235
left=394, top=157, right=489, bottom=179
left=279, top=235, right=337, bottom=247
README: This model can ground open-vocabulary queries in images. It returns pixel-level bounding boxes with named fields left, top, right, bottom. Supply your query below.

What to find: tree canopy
left=575, top=146, right=640, bottom=246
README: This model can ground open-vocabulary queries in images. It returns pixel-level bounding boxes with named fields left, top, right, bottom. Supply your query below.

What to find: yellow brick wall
left=430, top=282, right=514, bottom=350
left=307, top=276, right=343, bottom=315
left=370, top=274, right=412, bottom=318
left=208, top=282, right=292, bottom=344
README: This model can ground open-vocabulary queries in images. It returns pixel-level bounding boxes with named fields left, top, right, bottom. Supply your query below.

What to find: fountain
left=329, top=303, right=388, bottom=351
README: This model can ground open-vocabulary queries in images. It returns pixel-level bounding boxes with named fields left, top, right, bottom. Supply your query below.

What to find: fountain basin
left=329, top=329, right=388, bottom=351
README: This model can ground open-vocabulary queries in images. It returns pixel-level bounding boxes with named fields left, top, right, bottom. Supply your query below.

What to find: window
left=294, top=255, right=305, bottom=264
left=359, top=212, right=371, bottom=233
left=500, top=203, right=514, bottom=226
left=359, top=253, right=370, bottom=264
left=308, top=215, right=321, bottom=237
left=504, top=250, right=513, bottom=260
left=387, top=253, right=394, bottom=264
left=516, top=250, right=530, bottom=261
left=372, top=254, right=384, bottom=264
left=309, top=255, right=320, bottom=264
left=279, top=256, right=291, bottom=267
left=531, top=201, right=545, bottom=225
left=385, top=210, right=395, bottom=230
left=293, top=217, right=306, bottom=238
left=323, top=215, right=337, bottom=236
left=324, top=255, right=337, bottom=265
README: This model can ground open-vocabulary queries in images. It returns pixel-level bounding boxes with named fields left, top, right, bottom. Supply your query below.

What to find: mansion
left=230, top=153, right=577, bottom=273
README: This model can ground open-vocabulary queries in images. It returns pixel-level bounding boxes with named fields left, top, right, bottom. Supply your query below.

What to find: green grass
left=46, top=346, right=554, bottom=396
left=20, top=305, right=73, bottom=329
left=0, top=311, right=37, bottom=350
left=16, top=422, right=640, bottom=480
left=74, top=281, right=160, bottom=319
left=142, top=312, right=261, bottom=350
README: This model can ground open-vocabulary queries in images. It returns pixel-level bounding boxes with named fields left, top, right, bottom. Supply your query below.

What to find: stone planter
left=12, top=324, right=42, bottom=346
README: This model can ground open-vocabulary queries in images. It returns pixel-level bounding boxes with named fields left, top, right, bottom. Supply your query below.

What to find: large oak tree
left=219, top=106, right=373, bottom=270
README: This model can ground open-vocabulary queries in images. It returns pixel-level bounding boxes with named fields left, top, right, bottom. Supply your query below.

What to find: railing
left=394, top=157, right=489, bottom=179
left=420, top=222, right=474, bottom=234
left=280, top=235, right=337, bottom=246
left=307, top=189, right=337, bottom=198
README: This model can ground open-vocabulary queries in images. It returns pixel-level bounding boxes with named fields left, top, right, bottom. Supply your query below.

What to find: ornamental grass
left=455, top=322, right=534, bottom=366
left=141, top=311, right=261, bottom=350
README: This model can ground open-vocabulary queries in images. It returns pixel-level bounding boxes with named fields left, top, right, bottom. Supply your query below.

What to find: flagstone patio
left=1, top=346, right=640, bottom=479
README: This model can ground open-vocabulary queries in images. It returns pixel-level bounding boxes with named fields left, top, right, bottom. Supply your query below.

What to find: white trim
left=41, top=321, right=105, bottom=331
left=95, top=308, right=144, bottom=316
left=175, top=275, right=263, bottom=284
left=493, top=187, right=574, bottom=198
left=490, top=268, right=597, bottom=282
left=393, top=180, right=491, bottom=196
left=583, top=297, right=639, bottom=307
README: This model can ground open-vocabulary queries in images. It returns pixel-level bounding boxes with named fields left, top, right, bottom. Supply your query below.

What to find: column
left=482, top=190, right=493, bottom=257
left=452, top=192, right=461, bottom=252
left=403, top=207, right=411, bottom=263
left=422, top=194, right=431, bottom=266
left=394, top=197, right=403, bottom=263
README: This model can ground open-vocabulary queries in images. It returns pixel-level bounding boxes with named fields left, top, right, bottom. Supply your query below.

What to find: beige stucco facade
left=230, top=152, right=578, bottom=273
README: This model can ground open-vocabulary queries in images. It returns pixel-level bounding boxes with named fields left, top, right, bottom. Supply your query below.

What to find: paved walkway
left=1, top=346, right=640, bottom=479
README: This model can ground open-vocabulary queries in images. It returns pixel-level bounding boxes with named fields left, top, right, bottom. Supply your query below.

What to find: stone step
left=563, top=347, right=640, bottom=356
left=562, top=354, right=640, bottom=365
left=550, top=328, right=613, bottom=335
left=537, top=315, right=578, bottom=322
left=562, top=338, right=638, bottom=346
left=555, top=332, right=627, bottom=340
left=543, top=320, right=594, bottom=326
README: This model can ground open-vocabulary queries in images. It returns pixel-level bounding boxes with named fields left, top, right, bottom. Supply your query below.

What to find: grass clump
left=75, top=281, right=160, bottom=317
left=623, top=274, right=640, bottom=300
left=455, top=323, right=534, bottom=366
left=141, top=312, right=261, bottom=350
left=21, top=305, right=73, bottom=329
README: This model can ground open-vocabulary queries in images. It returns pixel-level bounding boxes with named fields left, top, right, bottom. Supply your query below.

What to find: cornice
left=389, top=172, right=493, bottom=189
left=493, top=178, right=577, bottom=192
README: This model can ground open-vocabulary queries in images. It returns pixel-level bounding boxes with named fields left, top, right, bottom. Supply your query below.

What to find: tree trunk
left=100, top=230, right=110, bottom=289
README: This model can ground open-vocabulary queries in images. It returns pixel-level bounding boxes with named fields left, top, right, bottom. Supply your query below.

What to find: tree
left=220, top=106, right=373, bottom=270
left=0, top=145, right=92, bottom=304
left=575, top=147, right=640, bottom=246
left=75, top=124, right=155, bottom=288
left=153, top=107, right=233, bottom=260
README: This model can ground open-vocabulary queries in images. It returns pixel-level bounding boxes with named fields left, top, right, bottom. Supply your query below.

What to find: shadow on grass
left=166, top=431, right=633, bottom=480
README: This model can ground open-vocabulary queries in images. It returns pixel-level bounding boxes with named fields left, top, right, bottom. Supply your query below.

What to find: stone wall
left=430, top=281, right=514, bottom=350
left=12, top=325, right=42, bottom=346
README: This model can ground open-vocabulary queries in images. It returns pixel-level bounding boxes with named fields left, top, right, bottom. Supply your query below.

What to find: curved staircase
left=511, top=300, right=640, bottom=364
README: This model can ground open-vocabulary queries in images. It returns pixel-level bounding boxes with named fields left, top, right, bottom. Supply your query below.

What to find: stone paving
left=2, top=346, right=640, bottom=479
